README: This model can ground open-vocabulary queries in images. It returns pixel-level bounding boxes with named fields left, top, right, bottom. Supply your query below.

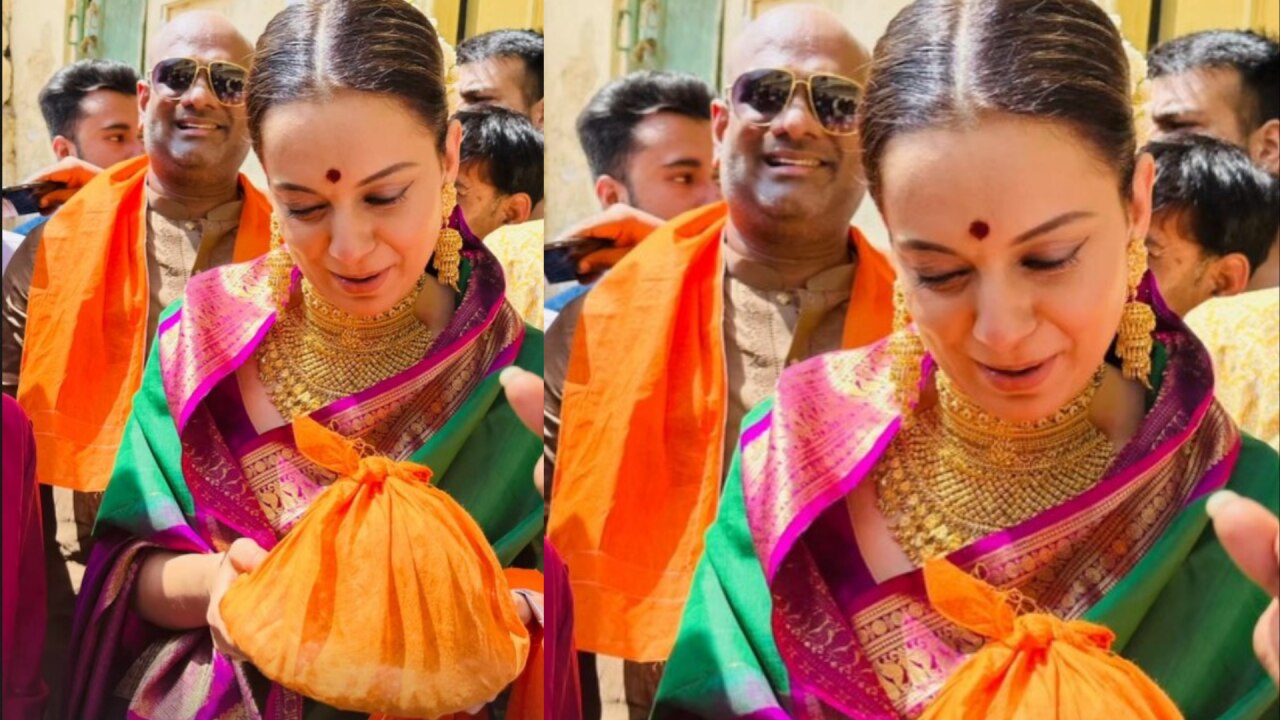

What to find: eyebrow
left=662, top=158, right=704, bottom=169
left=100, top=123, right=134, bottom=132
left=899, top=211, right=1094, bottom=254
left=274, top=161, right=419, bottom=194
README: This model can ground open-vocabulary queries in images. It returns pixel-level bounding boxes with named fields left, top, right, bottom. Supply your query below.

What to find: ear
left=530, top=98, right=544, bottom=130
left=1128, top=152, right=1156, bottom=240
left=594, top=175, right=629, bottom=210
left=501, top=193, right=533, bottom=226
left=51, top=136, right=77, bottom=160
left=137, top=80, right=151, bottom=114
left=1208, top=252, right=1251, bottom=299
left=442, top=119, right=462, bottom=184
left=1248, top=118, right=1279, bottom=176
left=711, top=98, right=730, bottom=156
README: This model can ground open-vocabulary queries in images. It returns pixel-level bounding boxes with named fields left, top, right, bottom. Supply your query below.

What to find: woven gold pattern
left=877, top=366, right=1115, bottom=564
left=889, top=283, right=925, bottom=420
left=1119, top=236, right=1155, bottom=388
left=258, top=274, right=434, bottom=420
left=434, top=183, right=462, bottom=289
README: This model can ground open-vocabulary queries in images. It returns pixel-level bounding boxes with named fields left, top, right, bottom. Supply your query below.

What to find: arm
left=2, top=223, right=43, bottom=398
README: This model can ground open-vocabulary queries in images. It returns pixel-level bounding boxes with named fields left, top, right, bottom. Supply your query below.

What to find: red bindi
left=968, top=220, right=989, bottom=240
left=325, top=168, right=342, bottom=183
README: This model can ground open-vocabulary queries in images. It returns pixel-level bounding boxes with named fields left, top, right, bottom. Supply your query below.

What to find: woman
left=62, top=1, right=543, bottom=717
left=2, top=396, right=46, bottom=720
left=652, top=1, right=1279, bottom=718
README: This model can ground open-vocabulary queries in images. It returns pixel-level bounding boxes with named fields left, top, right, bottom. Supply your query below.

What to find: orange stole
left=549, top=202, right=895, bottom=661
left=17, top=155, right=271, bottom=492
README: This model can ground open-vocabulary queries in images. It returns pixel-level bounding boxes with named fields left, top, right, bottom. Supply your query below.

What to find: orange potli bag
left=220, top=416, right=531, bottom=718
left=918, top=558, right=1183, bottom=720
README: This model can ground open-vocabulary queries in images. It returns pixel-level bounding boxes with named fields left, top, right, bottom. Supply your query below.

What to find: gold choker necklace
left=258, top=274, right=435, bottom=420
left=876, top=365, right=1114, bottom=564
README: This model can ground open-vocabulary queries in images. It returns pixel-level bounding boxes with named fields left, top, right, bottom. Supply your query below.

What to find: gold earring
left=889, top=282, right=925, bottom=420
left=433, top=183, right=463, bottom=290
left=1117, top=235, right=1155, bottom=388
left=267, top=214, right=294, bottom=315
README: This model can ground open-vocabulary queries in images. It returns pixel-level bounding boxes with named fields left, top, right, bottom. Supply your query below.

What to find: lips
left=763, top=152, right=825, bottom=168
left=331, top=269, right=390, bottom=296
left=976, top=355, right=1058, bottom=393
left=176, top=119, right=221, bottom=131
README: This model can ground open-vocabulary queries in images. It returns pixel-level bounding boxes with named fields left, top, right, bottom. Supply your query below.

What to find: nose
left=179, top=67, right=218, bottom=110
left=770, top=81, right=823, bottom=140
left=971, top=274, right=1037, bottom=354
left=326, top=209, right=378, bottom=266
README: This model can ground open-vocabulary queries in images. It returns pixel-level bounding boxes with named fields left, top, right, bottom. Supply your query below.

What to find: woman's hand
left=206, top=538, right=269, bottom=662
left=499, top=366, right=545, bottom=497
left=1207, top=490, right=1280, bottom=683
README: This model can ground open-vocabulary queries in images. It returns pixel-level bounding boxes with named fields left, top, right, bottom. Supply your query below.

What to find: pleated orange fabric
left=17, top=155, right=270, bottom=492
left=919, top=558, right=1184, bottom=720
left=220, top=416, right=530, bottom=718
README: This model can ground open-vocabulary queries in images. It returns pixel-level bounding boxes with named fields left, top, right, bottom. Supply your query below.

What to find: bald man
left=545, top=7, right=896, bottom=717
left=1, top=12, right=270, bottom=709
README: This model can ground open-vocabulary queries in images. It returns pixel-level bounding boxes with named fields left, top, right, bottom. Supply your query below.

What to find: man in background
left=12, top=60, right=144, bottom=237
left=457, top=29, right=544, bottom=129
left=1148, top=29, right=1278, bottom=288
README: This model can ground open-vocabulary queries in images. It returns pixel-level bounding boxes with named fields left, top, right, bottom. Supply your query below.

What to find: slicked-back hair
left=859, top=0, right=1136, bottom=208
left=247, top=0, right=449, bottom=157
left=576, top=70, right=713, bottom=181
left=456, top=106, right=544, bottom=204
left=38, top=59, right=140, bottom=140
left=1147, top=134, right=1279, bottom=276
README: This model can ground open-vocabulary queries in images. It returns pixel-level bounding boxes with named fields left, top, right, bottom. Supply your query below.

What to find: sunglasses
left=149, top=57, right=250, bottom=107
left=729, top=68, right=863, bottom=136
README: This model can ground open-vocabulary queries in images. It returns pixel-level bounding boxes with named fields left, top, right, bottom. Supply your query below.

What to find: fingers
left=38, top=189, right=77, bottom=213
left=226, top=538, right=269, bottom=575
left=553, top=203, right=661, bottom=249
left=577, top=247, right=632, bottom=275
left=1255, top=600, right=1280, bottom=683
left=499, top=367, right=544, bottom=436
left=1207, top=490, right=1280, bottom=597
left=22, top=156, right=102, bottom=186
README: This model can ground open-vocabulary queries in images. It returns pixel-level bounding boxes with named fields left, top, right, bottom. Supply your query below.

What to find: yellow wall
left=469, top=0, right=542, bottom=36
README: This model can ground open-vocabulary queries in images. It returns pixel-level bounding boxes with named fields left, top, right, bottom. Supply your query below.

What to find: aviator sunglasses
left=728, top=68, right=863, bottom=136
left=149, top=57, right=250, bottom=107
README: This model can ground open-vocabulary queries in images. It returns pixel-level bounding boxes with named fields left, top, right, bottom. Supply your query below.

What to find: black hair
left=248, top=0, right=449, bottom=156
left=38, top=59, right=140, bottom=140
left=1147, top=134, right=1279, bottom=276
left=455, top=106, right=544, bottom=204
left=457, top=29, right=544, bottom=104
left=1148, top=30, right=1279, bottom=130
left=575, top=70, right=713, bottom=181
left=859, top=0, right=1136, bottom=208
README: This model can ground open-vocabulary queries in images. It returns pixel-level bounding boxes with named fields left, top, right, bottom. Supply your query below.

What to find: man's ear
left=1248, top=118, right=1279, bottom=176
left=501, top=193, right=533, bottom=226
left=51, top=136, right=78, bottom=161
left=594, top=175, right=629, bottom=210
left=1208, top=252, right=1251, bottom=300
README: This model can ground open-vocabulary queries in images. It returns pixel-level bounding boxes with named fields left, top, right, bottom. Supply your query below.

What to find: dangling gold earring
left=267, top=214, right=294, bottom=315
left=889, top=282, right=925, bottom=420
left=433, top=183, right=463, bottom=290
left=1117, top=235, right=1156, bottom=388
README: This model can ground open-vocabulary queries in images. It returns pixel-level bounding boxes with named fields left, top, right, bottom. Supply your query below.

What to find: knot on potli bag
left=918, top=558, right=1184, bottom=720
left=220, top=416, right=530, bottom=718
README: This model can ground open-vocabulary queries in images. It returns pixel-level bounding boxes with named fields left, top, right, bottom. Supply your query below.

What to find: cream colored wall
left=471, top=0, right=542, bottom=35
left=4, top=0, right=76, bottom=187
left=543, top=0, right=621, bottom=240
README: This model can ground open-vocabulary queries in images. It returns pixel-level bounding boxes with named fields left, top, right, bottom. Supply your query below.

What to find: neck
left=146, top=170, right=240, bottom=219
left=1246, top=238, right=1280, bottom=292
left=724, top=218, right=851, bottom=288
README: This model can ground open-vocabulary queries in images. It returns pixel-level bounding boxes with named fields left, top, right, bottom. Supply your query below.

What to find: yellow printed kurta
left=485, top=219, right=544, bottom=328
left=1186, top=288, right=1280, bottom=449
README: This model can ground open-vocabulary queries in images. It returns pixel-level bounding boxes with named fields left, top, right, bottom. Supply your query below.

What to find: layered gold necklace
left=258, top=274, right=435, bottom=420
left=876, top=366, right=1115, bottom=565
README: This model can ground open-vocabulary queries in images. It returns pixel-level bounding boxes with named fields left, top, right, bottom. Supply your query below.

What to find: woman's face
left=880, top=114, right=1154, bottom=423
left=260, top=89, right=460, bottom=316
